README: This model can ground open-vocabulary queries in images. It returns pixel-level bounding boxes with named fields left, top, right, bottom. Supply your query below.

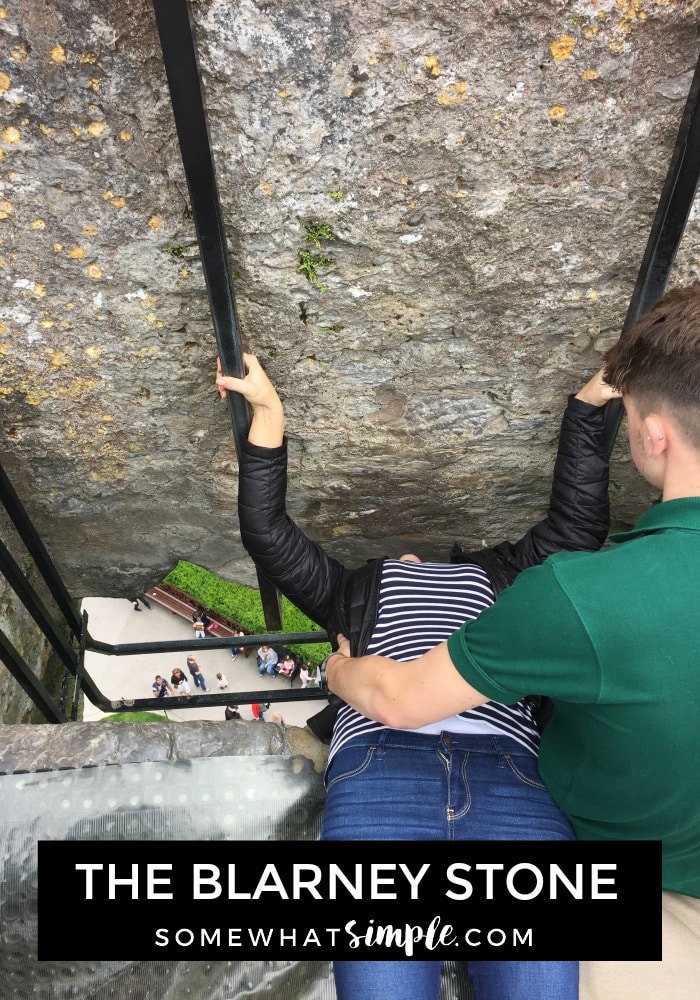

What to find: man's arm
left=326, top=555, right=599, bottom=727
left=325, top=640, right=489, bottom=729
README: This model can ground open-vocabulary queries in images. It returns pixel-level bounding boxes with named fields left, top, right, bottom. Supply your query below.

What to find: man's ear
left=642, top=414, right=670, bottom=457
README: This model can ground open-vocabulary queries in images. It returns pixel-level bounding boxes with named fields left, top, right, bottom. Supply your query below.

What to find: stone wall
left=1, top=1, right=699, bottom=599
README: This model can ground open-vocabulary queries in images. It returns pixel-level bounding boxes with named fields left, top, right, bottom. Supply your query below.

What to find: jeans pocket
left=504, top=752, right=547, bottom=790
left=325, top=744, right=375, bottom=790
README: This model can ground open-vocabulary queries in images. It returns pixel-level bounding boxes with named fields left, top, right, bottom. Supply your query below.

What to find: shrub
left=163, top=561, right=330, bottom=667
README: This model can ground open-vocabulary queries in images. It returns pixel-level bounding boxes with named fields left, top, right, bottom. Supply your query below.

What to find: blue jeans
left=190, top=672, right=207, bottom=690
left=322, top=730, right=577, bottom=1000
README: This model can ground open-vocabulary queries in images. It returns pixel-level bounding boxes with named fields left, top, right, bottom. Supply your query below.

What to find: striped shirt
left=328, top=559, right=541, bottom=763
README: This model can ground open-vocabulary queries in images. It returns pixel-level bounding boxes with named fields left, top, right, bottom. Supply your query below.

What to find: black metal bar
left=70, top=610, right=89, bottom=721
left=102, top=687, right=329, bottom=714
left=0, top=462, right=82, bottom=634
left=602, top=47, right=700, bottom=453
left=151, top=0, right=282, bottom=630
left=0, top=536, right=78, bottom=671
left=84, top=629, right=329, bottom=657
left=0, top=628, right=67, bottom=723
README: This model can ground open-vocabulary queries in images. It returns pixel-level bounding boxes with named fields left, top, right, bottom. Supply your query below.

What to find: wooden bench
left=145, top=584, right=253, bottom=655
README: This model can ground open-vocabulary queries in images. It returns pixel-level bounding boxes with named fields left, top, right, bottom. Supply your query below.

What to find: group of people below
left=224, top=702, right=286, bottom=725
left=255, top=644, right=316, bottom=687
left=151, top=655, right=210, bottom=698
left=217, top=281, right=700, bottom=1000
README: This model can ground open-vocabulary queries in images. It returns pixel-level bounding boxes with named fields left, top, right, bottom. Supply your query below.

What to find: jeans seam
left=504, top=752, right=547, bottom=790
left=325, top=745, right=376, bottom=791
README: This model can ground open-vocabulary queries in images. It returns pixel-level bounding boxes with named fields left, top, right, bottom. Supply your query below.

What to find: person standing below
left=151, top=675, right=173, bottom=699
left=217, top=353, right=614, bottom=1000
left=324, top=283, right=700, bottom=1000
left=170, top=668, right=191, bottom=696
left=215, top=671, right=228, bottom=690
left=299, top=662, right=313, bottom=689
left=186, top=654, right=209, bottom=692
left=251, top=702, right=266, bottom=722
left=256, top=645, right=278, bottom=677
left=225, top=704, right=242, bottom=721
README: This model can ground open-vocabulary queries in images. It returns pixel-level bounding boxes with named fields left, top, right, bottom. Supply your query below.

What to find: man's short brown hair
left=604, top=282, right=700, bottom=448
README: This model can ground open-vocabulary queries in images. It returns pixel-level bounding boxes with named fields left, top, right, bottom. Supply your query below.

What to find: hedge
left=163, top=560, right=331, bottom=667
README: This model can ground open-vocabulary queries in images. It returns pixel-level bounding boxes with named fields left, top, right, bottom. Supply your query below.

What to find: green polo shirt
left=447, top=497, right=700, bottom=898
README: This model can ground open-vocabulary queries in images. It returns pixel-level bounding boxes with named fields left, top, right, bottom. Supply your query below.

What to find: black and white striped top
left=328, top=559, right=541, bottom=763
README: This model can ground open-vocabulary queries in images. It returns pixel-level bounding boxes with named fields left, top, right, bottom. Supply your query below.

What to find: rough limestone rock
left=0, top=719, right=328, bottom=774
left=1, top=1, right=699, bottom=599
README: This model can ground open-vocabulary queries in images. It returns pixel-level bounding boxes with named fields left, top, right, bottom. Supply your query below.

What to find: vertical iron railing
left=151, top=0, right=282, bottom=630
left=601, top=46, right=700, bottom=454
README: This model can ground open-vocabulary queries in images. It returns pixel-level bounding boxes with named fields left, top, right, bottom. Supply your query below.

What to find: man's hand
left=335, top=633, right=351, bottom=657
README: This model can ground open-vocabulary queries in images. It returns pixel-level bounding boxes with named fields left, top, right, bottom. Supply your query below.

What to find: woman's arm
left=216, top=353, right=284, bottom=447
left=466, top=369, right=621, bottom=577
left=217, top=353, right=348, bottom=627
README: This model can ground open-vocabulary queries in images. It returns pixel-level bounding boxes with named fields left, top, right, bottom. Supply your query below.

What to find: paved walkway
left=80, top=596, right=324, bottom=729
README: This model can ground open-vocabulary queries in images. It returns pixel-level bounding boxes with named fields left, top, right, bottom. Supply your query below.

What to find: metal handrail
left=601, top=45, right=700, bottom=454
left=150, top=0, right=282, bottom=631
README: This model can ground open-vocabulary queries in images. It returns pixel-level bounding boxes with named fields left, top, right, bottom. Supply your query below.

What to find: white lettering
left=591, top=864, right=617, bottom=899
left=147, top=864, right=173, bottom=899
left=549, top=864, right=583, bottom=899
left=252, top=864, right=289, bottom=899
left=75, top=863, right=103, bottom=899
left=474, top=863, right=504, bottom=899
left=328, top=864, right=363, bottom=899
left=109, top=863, right=139, bottom=899
left=506, top=863, right=543, bottom=901
left=292, top=864, right=323, bottom=899
left=193, top=864, right=222, bottom=899
left=248, top=927, right=274, bottom=946
left=227, top=863, right=251, bottom=899
left=344, top=916, right=456, bottom=956
left=371, top=864, right=398, bottom=899
left=464, top=927, right=534, bottom=947
left=445, top=862, right=473, bottom=900
left=399, top=863, right=431, bottom=899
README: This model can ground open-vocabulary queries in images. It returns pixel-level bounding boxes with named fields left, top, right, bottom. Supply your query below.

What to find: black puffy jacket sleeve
left=237, top=439, right=349, bottom=628
left=452, top=395, right=610, bottom=592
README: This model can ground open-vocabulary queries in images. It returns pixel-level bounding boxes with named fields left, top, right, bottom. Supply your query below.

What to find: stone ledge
left=0, top=721, right=329, bottom=775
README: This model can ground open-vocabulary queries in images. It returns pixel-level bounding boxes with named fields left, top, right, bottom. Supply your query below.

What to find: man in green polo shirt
left=326, top=282, right=700, bottom=999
